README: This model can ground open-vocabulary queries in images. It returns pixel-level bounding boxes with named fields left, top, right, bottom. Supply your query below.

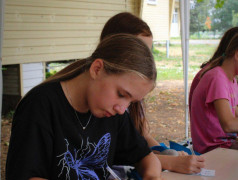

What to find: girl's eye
left=118, top=91, right=124, bottom=98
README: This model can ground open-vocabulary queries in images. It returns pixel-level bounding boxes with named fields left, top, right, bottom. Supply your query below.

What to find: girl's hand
left=171, top=155, right=205, bottom=174
left=178, top=151, right=188, bottom=156
left=143, top=176, right=164, bottom=180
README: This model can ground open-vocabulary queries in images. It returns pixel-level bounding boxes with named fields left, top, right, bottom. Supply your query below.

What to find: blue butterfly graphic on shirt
left=57, top=133, right=111, bottom=180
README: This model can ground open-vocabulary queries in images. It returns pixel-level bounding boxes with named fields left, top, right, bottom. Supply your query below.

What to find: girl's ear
left=89, top=59, right=104, bottom=79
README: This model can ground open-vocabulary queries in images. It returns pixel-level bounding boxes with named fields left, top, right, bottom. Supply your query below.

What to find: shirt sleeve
left=6, top=90, right=53, bottom=180
left=113, top=112, right=151, bottom=165
left=205, top=75, right=229, bottom=105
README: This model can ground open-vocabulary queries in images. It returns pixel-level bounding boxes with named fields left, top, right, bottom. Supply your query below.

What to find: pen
left=187, top=139, right=195, bottom=155
left=106, top=166, right=122, bottom=180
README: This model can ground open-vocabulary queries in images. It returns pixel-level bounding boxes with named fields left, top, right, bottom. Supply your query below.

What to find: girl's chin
left=91, top=110, right=113, bottom=118
left=91, top=111, right=104, bottom=118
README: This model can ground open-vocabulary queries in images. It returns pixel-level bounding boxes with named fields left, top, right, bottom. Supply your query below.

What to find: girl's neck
left=221, top=58, right=236, bottom=82
left=62, top=73, right=90, bottom=113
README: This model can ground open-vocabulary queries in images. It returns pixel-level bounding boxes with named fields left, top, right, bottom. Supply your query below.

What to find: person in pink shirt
left=191, top=33, right=238, bottom=154
left=189, top=27, right=238, bottom=114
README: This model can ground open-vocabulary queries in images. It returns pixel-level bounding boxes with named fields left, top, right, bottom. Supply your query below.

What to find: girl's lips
left=105, top=111, right=113, bottom=117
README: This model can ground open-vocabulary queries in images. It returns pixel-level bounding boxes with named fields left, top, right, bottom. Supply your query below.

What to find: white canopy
left=180, top=0, right=190, bottom=139
left=0, top=0, right=4, bottom=179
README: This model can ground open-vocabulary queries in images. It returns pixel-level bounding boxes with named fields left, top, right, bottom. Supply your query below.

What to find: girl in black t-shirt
left=6, top=34, right=162, bottom=180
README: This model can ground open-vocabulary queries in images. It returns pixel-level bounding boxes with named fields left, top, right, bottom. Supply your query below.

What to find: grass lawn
left=153, top=43, right=217, bottom=80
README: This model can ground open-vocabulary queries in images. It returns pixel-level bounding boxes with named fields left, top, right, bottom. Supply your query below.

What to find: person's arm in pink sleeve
left=235, top=106, right=238, bottom=117
left=214, top=99, right=238, bottom=132
left=206, top=75, right=228, bottom=104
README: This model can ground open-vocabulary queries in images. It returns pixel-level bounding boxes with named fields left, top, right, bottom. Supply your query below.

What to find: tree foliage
left=197, top=0, right=226, bottom=8
left=211, top=0, right=238, bottom=33
left=232, top=11, right=238, bottom=26
left=190, top=0, right=214, bottom=34
left=191, top=0, right=238, bottom=35
left=205, top=17, right=212, bottom=30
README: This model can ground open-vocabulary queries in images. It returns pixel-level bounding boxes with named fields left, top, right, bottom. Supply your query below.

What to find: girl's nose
left=113, top=104, right=127, bottom=115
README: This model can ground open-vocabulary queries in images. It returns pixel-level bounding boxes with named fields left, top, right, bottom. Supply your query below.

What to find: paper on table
left=195, top=168, right=215, bottom=177
left=163, top=168, right=215, bottom=177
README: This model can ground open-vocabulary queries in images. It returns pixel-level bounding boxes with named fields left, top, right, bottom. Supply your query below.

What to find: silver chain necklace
left=65, top=82, right=92, bottom=130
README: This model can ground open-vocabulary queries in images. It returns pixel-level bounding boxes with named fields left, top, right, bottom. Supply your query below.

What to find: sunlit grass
left=153, top=43, right=217, bottom=80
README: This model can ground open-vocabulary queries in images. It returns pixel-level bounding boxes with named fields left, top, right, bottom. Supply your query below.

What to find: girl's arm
left=156, top=154, right=205, bottom=174
left=144, top=129, right=187, bottom=155
left=214, top=99, right=238, bottom=132
left=144, top=130, right=205, bottom=174
left=136, top=152, right=162, bottom=180
left=235, top=106, right=238, bottom=117
left=144, top=131, right=160, bottom=147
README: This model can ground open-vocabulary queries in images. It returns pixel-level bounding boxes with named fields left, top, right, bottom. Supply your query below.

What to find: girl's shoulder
left=203, top=66, right=227, bottom=80
left=28, top=82, right=61, bottom=97
left=19, top=82, right=62, bottom=106
left=198, top=67, right=229, bottom=90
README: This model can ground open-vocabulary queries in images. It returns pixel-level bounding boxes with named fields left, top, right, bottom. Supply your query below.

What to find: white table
left=161, top=148, right=238, bottom=180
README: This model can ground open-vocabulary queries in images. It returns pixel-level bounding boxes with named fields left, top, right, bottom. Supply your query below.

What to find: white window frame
left=147, top=0, right=158, bottom=5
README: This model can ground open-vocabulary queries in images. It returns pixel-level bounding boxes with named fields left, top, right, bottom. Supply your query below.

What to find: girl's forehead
left=113, top=73, right=154, bottom=100
left=137, top=34, right=153, bottom=49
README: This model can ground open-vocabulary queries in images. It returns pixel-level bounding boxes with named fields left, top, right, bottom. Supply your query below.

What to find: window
left=172, top=8, right=178, bottom=23
left=147, top=0, right=158, bottom=5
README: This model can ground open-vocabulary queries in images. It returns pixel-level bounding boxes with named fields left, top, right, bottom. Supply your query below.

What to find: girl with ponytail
left=189, top=27, right=238, bottom=113
left=191, top=33, right=238, bottom=153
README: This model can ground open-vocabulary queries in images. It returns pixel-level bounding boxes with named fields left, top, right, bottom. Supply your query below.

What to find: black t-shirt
left=6, top=82, right=151, bottom=180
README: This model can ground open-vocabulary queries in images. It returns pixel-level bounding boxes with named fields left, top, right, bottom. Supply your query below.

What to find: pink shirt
left=191, top=66, right=238, bottom=154
left=189, top=64, right=209, bottom=115
left=189, top=68, right=203, bottom=114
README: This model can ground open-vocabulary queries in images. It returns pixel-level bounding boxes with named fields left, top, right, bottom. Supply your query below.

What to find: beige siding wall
left=169, top=0, right=175, bottom=36
left=141, top=0, right=169, bottom=41
left=2, top=0, right=140, bottom=65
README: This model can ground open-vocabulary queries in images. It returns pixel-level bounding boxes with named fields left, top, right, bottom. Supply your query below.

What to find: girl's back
left=191, top=66, right=238, bottom=153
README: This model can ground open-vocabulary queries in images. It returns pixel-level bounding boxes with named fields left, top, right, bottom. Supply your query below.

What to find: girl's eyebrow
left=120, top=87, right=140, bottom=101
left=120, top=87, right=133, bottom=98
left=121, top=88, right=142, bottom=103
left=123, top=89, right=141, bottom=101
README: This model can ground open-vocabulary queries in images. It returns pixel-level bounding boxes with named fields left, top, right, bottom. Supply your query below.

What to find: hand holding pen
left=187, top=139, right=195, bottom=155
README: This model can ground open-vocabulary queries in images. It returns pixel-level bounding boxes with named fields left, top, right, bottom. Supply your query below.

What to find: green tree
left=198, top=0, right=226, bottom=8
left=232, top=11, right=238, bottom=26
left=190, top=0, right=214, bottom=35
left=211, top=0, right=238, bottom=33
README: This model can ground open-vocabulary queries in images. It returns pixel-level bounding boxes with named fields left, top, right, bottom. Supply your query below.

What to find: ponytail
left=129, top=101, right=150, bottom=136
left=201, top=56, right=225, bottom=77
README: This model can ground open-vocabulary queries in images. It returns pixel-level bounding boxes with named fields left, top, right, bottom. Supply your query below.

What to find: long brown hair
left=100, top=12, right=153, bottom=136
left=201, top=27, right=238, bottom=68
left=44, top=33, right=156, bottom=88
left=100, top=12, right=152, bottom=41
left=202, top=33, right=238, bottom=77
